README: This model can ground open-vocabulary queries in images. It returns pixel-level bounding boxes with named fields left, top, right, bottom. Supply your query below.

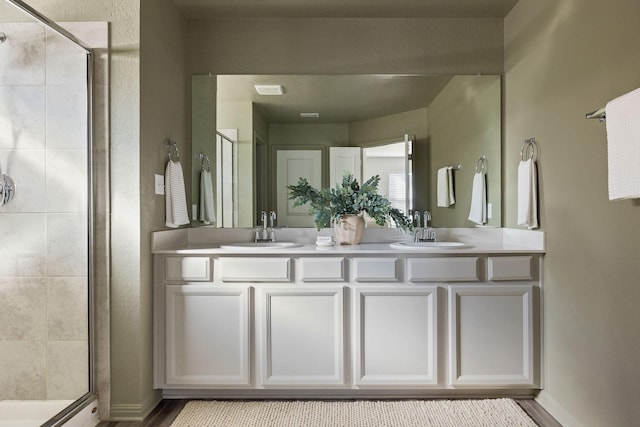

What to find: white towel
left=468, top=171, right=486, bottom=225
left=165, top=160, right=190, bottom=228
left=199, top=169, right=215, bottom=224
left=437, top=167, right=455, bottom=207
left=606, top=87, right=640, bottom=200
left=448, top=167, right=455, bottom=205
left=517, top=158, right=538, bottom=229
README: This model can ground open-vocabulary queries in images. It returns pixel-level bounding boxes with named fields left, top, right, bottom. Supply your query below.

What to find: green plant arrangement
left=287, top=173, right=414, bottom=231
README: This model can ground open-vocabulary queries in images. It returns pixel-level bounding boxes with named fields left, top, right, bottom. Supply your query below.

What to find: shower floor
left=0, top=400, right=73, bottom=427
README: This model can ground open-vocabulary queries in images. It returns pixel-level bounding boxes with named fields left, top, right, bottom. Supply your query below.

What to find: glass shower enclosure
left=0, top=0, right=95, bottom=425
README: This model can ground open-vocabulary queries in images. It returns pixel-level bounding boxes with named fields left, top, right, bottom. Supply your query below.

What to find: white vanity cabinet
left=162, top=284, right=251, bottom=387
left=353, top=286, right=438, bottom=387
left=153, top=247, right=543, bottom=397
left=256, top=285, right=346, bottom=387
left=448, top=284, right=536, bottom=387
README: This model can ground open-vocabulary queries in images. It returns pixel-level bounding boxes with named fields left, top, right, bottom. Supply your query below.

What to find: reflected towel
left=437, top=167, right=455, bottom=207
left=517, top=158, right=538, bottom=229
left=199, top=169, right=215, bottom=224
left=606, top=87, right=640, bottom=200
left=165, top=160, right=190, bottom=228
left=468, top=171, right=487, bottom=225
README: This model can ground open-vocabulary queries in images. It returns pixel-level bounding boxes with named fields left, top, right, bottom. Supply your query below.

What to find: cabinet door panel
left=448, top=285, right=535, bottom=387
left=353, top=286, right=438, bottom=386
left=257, top=286, right=345, bottom=387
left=165, top=256, right=211, bottom=281
left=165, top=285, right=250, bottom=386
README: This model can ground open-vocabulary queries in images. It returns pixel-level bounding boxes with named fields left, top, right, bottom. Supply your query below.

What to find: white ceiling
left=171, top=0, right=519, bottom=19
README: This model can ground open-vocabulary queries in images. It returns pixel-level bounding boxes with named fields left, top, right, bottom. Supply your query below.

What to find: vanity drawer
left=488, top=256, right=533, bottom=281
left=165, top=256, right=211, bottom=282
left=220, top=257, right=291, bottom=282
left=407, top=257, right=480, bottom=282
left=353, top=257, right=399, bottom=282
left=299, top=257, right=346, bottom=282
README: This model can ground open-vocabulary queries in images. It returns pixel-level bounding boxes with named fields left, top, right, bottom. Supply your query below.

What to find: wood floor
left=97, top=398, right=562, bottom=427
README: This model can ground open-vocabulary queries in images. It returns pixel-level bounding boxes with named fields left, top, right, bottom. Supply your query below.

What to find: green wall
left=505, top=0, right=640, bottom=425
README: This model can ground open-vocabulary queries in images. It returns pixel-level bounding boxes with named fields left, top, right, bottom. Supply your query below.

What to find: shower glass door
left=0, top=1, right=94, bottom=425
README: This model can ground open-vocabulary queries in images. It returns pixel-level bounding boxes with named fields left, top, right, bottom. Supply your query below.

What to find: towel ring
left=200, top=153, right=211, bottom=172
left=475, top=156, right=487, bottom=173
left=521, top=138, right=538, bottom=161
left=167, top=140, right=180, bottom=162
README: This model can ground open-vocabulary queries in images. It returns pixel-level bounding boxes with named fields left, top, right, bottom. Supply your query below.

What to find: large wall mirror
left=192, top=74, right=501, bottom=229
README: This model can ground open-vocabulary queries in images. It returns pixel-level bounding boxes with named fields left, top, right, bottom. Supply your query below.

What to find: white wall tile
left=45, top=31, right=87, bottom=86
left=47, top=278, right=88, bottom=341
left=0, top=213, right=46, bottom=277
left=0, top=341, right=46, bottom=400
left=46, top=213, right=88, bottom=277
left=45, top=149, right=88, bottom=213
left=0, top=149, right=46, bottom=212
left=46, top=84, right=88, bottom=149
left=0, top=23, right=45, bottom=85
left=46, top=341, right=88, bottom=400
left=0, top=86, right=46, bottom=150
left=0, top=278, right=47, bottom=340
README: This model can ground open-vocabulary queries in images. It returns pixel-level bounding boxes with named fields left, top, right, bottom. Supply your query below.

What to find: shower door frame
left=4, top=0, right=97, bottom=425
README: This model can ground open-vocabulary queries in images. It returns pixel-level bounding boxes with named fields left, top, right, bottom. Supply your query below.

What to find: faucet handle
left=269, top=210, right=277, bottom=228
left=423, top=210, right=431, bottom=227
left=413, top=210, right=421, bottom=228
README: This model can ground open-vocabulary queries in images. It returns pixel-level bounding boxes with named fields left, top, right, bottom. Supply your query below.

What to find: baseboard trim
left=162, top=388, right=538, bottom=400
left=109, top=390, right=162, bottom=421
left=536, top=391, right=583, bottom=427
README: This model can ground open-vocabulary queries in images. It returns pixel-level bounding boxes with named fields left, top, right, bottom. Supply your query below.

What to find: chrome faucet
left=413, top=210, right=422, bottom=242
left=414, top=210, right=436, bottom=242
left=423, top=211, right=436, bottom=242
left=255, top=210, right=277, bottom=242
left=268, top=211, right=277, bottom=242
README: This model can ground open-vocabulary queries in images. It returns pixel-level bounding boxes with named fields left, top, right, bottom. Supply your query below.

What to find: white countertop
left=151, top=227, right=545, bottom=255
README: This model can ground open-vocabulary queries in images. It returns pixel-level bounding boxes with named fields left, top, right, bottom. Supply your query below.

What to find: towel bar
left=200, top=153, right=211, bottom=172
left=475, top=156, right=487, bottom=173
left=167, top=140, right=180, bottom=162
left=521, top=138, right=538, bottom=161
left=586, top=107, right=606, bottom=122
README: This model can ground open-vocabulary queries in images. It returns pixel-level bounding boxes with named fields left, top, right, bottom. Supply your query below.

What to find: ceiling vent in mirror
left=255, top=84, right=283, bottom=95
left=300, top=112, right=319, bottom=118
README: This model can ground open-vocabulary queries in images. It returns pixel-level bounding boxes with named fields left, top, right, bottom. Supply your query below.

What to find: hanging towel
left=165, top=160, right=190, bottom=228
left=517, top=158, right=538, bottom=229
left=606, top=87, right=640, bottom=200
left=199, top=169, right=215, bottom=224
left=468, top=171, right=487, bottom=225
left=437, top=167, right=455, bottom=207
left=447, top=167, right=456, bottom=205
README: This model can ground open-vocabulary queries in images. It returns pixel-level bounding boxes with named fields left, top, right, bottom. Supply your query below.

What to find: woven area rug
left=170, top=399, right=537, bottom=426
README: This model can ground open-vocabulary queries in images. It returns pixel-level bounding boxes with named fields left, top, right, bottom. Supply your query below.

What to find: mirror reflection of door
left=329, top=146, right=362, bottom=185
left=276, top=149, right=323, bottom=227
left=362, top=137, right=413, bottom=216
left=216, top=129, right=237, bottom=227
left=255, top=132, right=269, bottom=223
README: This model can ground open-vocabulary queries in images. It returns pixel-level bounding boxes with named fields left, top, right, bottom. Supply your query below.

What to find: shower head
left=0, top=32, right=6, bottom=44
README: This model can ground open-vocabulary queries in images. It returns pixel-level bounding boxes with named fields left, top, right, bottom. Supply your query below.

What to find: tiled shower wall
left=0, top=22, right=88, bottom=400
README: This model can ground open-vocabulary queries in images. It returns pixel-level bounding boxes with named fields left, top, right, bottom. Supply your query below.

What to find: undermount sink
left=390, top=241, right=469, bottom=250
left=219, top=242, right=304, bottom=250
